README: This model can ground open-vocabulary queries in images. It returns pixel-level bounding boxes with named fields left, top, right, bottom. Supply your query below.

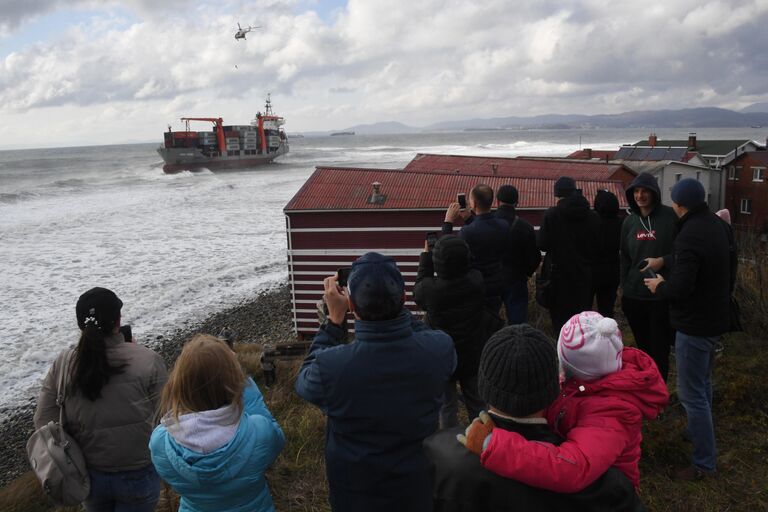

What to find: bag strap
left=56, top=349, right=74, bottom=426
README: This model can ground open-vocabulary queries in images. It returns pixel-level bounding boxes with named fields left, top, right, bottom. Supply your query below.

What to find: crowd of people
left=32, top=172, right=736, bottom=511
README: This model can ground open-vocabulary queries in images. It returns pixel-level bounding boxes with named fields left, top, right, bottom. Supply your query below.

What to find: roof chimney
left=368, top=181, right=386, bottom=204
left=688, top=132, right=697, bottom=150
left=649, top=133, right=657, bottom=147
left=584, top=148, right=593, bottom=159
left=491, top=163, right=498, bottom=175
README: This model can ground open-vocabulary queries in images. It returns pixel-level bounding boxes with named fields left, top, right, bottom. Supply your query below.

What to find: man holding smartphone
left=443, top=184, right=508, bottom=312
left=295, top=253, right=456, bottom=511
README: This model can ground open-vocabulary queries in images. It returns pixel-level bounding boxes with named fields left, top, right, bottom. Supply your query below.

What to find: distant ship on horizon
left=330, top=131, right=355, bottom=136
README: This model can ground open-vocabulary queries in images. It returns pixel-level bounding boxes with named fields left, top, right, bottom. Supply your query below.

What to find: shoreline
left=0, top=283, right=296, bottom=488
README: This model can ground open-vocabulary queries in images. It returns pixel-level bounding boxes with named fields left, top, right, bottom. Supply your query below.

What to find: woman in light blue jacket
left=150, top=334, right=284, bottom=512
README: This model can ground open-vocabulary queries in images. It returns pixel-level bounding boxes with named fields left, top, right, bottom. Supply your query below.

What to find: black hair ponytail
left=71, top=325, right=127, bottom=401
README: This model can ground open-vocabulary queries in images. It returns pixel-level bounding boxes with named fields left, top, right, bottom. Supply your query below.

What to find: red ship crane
left=181, top=117, right=226, bottom=154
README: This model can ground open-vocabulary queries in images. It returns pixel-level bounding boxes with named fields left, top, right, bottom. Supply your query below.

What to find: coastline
left=0, top=283, right=295, bottom=487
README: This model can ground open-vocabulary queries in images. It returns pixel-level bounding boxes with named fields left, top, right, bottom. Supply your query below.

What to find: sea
left=0, top=127, right=764, bottom=417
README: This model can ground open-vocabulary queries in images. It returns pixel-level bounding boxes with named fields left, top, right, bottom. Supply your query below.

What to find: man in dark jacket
left=424, top=325, right=644, bottom=512
left=495, top=185, right=541, bottom=324
left=443, top=184, right=509, bottom=312
left=414, top=235, right=504, bottom=428
left=295, top=253, right=456, bottom=511
left=538, top=176, right=600, bottom=333
left=645, top=178, right=733, bottom=480
left=592, top=190, right=622, bottom=318
left=620, top=172, right=677, bottom=381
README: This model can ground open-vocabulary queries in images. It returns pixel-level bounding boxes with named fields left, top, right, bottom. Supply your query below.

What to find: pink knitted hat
left=558, top=311, right=623, bottom=381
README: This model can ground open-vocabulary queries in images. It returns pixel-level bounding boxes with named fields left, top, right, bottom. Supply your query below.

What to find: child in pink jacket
left=466, top=311, right=668, bottom=492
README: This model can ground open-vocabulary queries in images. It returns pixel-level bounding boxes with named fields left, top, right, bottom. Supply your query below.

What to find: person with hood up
left=592, top=190, right=622, bottom=318
left=150, top=334, right=285, bottom=512
left=619, top=172, right=677, bottom=381
left=537, top=177, right=601, bottom=333
left=462, top=311, right=669, bottom=493
left=414, top=235, right=504, bottom=428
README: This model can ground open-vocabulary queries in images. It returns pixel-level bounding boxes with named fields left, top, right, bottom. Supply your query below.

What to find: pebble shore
left=0, top=283, right=295, bottom=487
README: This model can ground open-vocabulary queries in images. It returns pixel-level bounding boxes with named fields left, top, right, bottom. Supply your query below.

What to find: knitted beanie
left=478, top=325, right=559, bottom=417
left=76, top=287, right=123, bottom=332
left=558, top=311, right=623, bottom=382
left=670, top=178, right=705, bottom=208
left=431, top=235, right=471, bottom=279
left=554, top=176, right=577, bottom=197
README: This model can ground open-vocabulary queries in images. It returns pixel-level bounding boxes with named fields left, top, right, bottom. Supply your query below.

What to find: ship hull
left=157, top=143, right=289, bottom=173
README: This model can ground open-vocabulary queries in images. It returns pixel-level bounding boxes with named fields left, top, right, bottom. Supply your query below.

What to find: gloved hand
left=457, top=411, right=496, bottom=456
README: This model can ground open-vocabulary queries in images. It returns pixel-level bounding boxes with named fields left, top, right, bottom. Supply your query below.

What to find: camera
left=337, top=267, right=352, bottom=287
left=119, top=325, right=132, bottom=343
left=457, top=193, right=467, bottom=210
left=426, top=232, right=438, bottom=250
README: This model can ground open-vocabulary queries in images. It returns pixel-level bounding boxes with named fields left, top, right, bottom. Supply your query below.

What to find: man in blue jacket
left=295, top=252, right=456, bottom=512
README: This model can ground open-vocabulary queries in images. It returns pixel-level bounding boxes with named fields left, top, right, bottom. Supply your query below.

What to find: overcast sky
left=1, top=0, right=767, bottom=148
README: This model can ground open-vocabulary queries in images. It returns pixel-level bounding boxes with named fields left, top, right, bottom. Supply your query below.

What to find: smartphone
left=337, top=267, right=352, bottom=287
left=119, top=324, right=132, bottom=343
left=638, top=261, right=657, bottom=279
left=426, top=231, right=438, bottom=250
left=457, top=193, right=467, bottom=210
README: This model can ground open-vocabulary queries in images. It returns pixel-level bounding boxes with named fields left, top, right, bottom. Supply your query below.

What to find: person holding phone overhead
left=443, top=185, right=509, bottom=313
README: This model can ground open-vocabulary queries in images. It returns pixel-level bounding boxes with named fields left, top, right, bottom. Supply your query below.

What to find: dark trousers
left=593, top=284, right=618, bottom=319
left=621, top=296, right=675, bottom=381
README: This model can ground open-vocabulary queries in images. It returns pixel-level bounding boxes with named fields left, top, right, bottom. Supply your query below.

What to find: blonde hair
left=159, top=334, right=245, bottom=421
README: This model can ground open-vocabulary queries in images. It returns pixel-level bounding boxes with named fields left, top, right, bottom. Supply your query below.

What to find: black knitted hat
left=554, top=176, right=577, bottom=198
left=478, top=325, right=559, bottom=417
left=432, top=235, right=470, bottom=278
left=497, top=185, right=519, bottom=206
left=76, top=287, right=123, bottom=332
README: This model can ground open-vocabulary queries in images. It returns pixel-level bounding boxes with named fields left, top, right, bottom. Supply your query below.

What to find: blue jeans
left=675, top=332, right=718, bottom=472
left=85, top=465, right=160, bottom=512
left=502, top=281, right=528, bottom=325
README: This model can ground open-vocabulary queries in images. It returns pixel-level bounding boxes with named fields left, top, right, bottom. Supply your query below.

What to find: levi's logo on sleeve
left=636, top=230, right=657, bottom=240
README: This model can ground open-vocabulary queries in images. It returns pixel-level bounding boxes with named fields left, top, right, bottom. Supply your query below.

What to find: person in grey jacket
left=34, top=287, right=168, bottom=512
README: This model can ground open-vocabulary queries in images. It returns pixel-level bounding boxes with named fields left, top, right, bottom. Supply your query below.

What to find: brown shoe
left=674, top=465, right=717, bottom=481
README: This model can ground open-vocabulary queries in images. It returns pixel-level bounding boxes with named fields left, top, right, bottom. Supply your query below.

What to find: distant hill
left=741, top=102, right=768, bottom=114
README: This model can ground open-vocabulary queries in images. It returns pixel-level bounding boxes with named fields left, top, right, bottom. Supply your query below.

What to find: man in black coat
left=423, top=325, right=644, bottom=512
left=538, top=177, right=601, bottom=333
left=495, top=185, right=541, bottom=324
left=414, top=235, right=504, bottom=428
left=592, top=190, right=622, bottom=318
left=443, top=184, right=509, bottom=312
left=644, top=178, right=734, bottom=480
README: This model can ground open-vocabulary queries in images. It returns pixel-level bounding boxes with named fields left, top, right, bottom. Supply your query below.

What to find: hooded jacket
left=655, top=203, right=734, bottom=336
left=480, top=348, right=668, bottom=492
left=34, top=334, right=168, bottom=472
left=425, top=415, right=645, bottom=512
left=592, top=190, right=623, bottom=289
left=295, top=310, right=456, bottom=512
left=149, top=378, right=285, bottom=512
left=620, top=173, right=678, bottom=300
left=413, top=236, right=504, bottom=379
left=538, top=193, right=601, bottom=316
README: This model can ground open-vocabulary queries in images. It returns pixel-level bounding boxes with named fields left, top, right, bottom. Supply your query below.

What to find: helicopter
left=234, top=22, right=259, bottom=41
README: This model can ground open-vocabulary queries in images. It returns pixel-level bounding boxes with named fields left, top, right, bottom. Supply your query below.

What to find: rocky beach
left=0, top=283, right=295, bottom=488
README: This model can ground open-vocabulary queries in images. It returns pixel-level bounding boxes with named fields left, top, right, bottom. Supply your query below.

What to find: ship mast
left=264, top=93, right=273, bottom=116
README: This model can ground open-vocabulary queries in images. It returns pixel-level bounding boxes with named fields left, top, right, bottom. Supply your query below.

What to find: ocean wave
left=0, top=191, right=39, bottom=204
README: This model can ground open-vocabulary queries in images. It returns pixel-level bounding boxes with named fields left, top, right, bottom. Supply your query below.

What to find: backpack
left=27, top=350, right=91, bottom=506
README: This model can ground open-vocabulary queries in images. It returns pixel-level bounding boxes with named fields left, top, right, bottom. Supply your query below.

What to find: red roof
left=403, top=153, right=632, bottom=181
left=566, top=149, right=617, bottom=160
left=284, top=167, right=628, bottom=211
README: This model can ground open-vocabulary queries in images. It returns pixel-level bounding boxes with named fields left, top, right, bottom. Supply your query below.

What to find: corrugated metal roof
left=403, top=153, right=630, bottom=180
left=284, top=167, right=627, bottom=211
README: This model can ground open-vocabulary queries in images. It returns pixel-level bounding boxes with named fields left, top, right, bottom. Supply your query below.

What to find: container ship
left=158, top=95, right=288, bottom=173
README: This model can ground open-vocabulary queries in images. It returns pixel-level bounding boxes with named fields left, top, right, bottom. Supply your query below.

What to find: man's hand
left=323, top=275, right=349, bottom=325
left=458, top=208, right=473, bottom=221
left=457, top=411, right=496, bottom=456
left=445, top=202, right=461, bottom=223
left=640, top=257, right=664, bottom=272
left=644, top=275, right=665, bottom=294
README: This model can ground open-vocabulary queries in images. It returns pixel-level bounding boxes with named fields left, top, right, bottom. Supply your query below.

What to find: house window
left=728, top=166, right=737, bottom=180
left=736, top=166, right=742, bottom=180
left=696, top=171, right=701, bottom=181
left=753, top=167, right=765, bottom=182
left=740, top=198, right=752, bottom=214
left=675, top=173, right=682, bottom=182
